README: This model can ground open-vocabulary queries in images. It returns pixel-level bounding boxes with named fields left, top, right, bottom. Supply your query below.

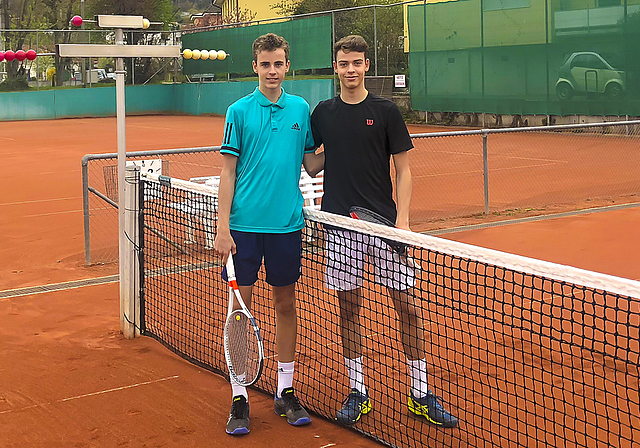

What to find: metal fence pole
left=81, top=157, right=91, bottom=265
left=483, top=132, right=489, bottom=215
left=332, top=11, right=336, bottom=97
left=36, top=30, right=39, bottom=90
left=374, top=5, right=378, bottom=77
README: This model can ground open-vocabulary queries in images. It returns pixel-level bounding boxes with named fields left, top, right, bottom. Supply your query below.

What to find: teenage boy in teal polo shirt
left=214, top=33, right=315, bottom=436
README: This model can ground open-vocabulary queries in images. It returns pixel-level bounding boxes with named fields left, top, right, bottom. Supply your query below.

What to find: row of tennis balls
left=183, top=49, right=228, bottom=61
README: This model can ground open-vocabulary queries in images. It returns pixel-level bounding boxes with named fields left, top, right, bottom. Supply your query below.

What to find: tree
left=220, top=6, right=255, bottom=25
left=41, top=0, right=81, bottom=86
left=271, top=0, right=407, bottom=76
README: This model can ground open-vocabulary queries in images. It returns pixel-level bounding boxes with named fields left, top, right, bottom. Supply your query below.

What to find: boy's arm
left=214, top=153, right=238, bottom=264
left=392, top=150, right=412, bottom=231
left=303, top=150, right=325, bottom=177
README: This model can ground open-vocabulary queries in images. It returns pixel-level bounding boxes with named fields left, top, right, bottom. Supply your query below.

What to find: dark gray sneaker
left=274, top=387, right=312, bottom=426
left=226, top=395, right=250, bottom=435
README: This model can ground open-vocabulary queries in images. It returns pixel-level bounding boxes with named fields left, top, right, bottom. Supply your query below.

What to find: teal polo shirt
left=221, top=87, right=315, bottom=233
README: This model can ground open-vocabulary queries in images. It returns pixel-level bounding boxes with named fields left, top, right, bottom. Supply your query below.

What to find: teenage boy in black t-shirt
left=302, top=35, right=458, bottom=429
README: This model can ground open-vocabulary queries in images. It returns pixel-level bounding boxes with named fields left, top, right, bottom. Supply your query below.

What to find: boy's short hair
left=253, top=33, right=290, bottom=61
left=334, top=35, right=369, bottom=60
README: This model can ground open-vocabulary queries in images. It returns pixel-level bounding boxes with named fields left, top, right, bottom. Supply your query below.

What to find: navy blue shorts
left=222, top=230, right=302, bottom=287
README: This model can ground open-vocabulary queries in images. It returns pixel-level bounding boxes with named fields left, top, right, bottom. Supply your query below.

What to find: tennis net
left=136, top=172, right=640, bottom=448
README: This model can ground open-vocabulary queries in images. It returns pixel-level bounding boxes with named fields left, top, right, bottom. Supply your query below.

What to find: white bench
left=299, top=169, right=323, bottom=241
left=299, top=169, right=323, bottom=210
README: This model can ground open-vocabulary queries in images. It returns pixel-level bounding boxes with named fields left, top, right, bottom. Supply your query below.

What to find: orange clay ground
left=0, top=115, right=638, bottom=447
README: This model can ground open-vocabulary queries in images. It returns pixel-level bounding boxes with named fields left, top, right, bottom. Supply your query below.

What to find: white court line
left=414, top=162, right=562, bottom=179
left=0, top=197, right=81, bottom=206
left=24, top=209, right=83, bottom=218
left=320, top=444, right=336, bottom=448
left=430, top=149, right=568, bottom=164
left=0, top=375, right=179, bottom=415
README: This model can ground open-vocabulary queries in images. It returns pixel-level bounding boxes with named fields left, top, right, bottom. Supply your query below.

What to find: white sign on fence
left=394, top=74, right=406, bottom=88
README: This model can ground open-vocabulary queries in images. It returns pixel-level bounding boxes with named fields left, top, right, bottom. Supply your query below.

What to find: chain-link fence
left=82, top=146, right=223, bottom=265
left=409, top=120, right=640, bottom=232
left=83, top=120, right=640, bottom=265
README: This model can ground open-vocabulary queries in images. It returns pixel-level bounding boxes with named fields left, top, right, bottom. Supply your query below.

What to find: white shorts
left=324, top=228, right=416, bottom=291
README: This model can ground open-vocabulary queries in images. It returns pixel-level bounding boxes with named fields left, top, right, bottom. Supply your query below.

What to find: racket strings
left=225, top=310, right=261, bottom=384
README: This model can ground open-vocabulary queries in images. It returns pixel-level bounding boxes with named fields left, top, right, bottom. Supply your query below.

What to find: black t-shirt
left=311, top=93, right=413, bottom=223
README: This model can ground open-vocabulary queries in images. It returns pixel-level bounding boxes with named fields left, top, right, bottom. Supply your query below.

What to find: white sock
left=345, top=357, right=367, bottom=396
left=231, top=374, right=248, bottom=400
left=407, top=358, right=429, bottom=398
left=277, top=361, right=295, bottom=398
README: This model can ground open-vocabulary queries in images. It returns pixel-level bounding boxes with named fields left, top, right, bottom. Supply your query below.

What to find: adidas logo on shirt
left=291, top=123, right=301, bottom=131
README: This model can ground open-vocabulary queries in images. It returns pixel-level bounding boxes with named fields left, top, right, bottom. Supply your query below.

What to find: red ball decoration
left=72, top=15, right=83, bottom=27
left=4, top=50, right=15, bottom=62
left=15, top=50, right=26, bottom=62
left=0, top=52, right=4, bottom=62
left=26, top=50, right=37, bottom=61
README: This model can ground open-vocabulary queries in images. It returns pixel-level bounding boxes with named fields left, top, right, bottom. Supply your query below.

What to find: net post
left=121, top=164, right=141, bottom=339
left=483, top=131, right=489, bottom=215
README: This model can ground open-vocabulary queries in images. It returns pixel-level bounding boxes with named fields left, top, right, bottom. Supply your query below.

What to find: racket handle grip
left=225, top=252, right=236, bottom=281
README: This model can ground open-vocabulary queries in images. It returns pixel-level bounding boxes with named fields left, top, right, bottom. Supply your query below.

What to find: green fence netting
left=408, top=0, right=640, bottom=116
left=181, top=15, right=332, bottom=76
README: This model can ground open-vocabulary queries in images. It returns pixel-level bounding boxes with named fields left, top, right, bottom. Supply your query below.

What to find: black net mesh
left=139, top=176, right=640, bottom=448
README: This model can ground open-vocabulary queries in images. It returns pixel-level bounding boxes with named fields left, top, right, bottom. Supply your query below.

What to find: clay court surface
left=1, top=116, right=639, bottom=447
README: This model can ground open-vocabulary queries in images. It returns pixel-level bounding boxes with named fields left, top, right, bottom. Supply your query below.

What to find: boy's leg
left=223, top=231, right=262, bottom=436
left=225, top=284, right=255, bottom=435
left=389, top=289, right=458, bottom=428
left=336, top=288, right=372, bottom=425
left=272, top=283, right=297, bottom=365
left=264, top=231, right=311, bottom=426
left=324, top=228, right=371, bottom=425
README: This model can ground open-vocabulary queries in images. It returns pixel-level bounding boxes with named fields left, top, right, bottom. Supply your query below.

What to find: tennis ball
left=200, top=50, right=209, bottom=60
left=217, top=51, right=227, bottom=61
left=142, top=18, right=150, bottom=29
left=182, top=49, right=192, bottom=59
left=192, top=49, right=201, bottom=60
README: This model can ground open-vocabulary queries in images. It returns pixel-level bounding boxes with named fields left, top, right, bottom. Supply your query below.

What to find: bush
left=0, top=76, right=30, bottom=92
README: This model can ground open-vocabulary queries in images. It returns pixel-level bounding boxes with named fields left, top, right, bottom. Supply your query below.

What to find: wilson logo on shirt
left=291, top=123, right=301, bottom=131
left=366, top=119, right=374, bottom=126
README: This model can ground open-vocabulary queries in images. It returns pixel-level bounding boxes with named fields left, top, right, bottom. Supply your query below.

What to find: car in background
left=556, top=52, right=626, bottom=100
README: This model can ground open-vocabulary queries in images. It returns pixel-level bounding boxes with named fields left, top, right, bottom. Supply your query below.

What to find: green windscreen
left=182, top=15, right=332, bottom=75
left=408, top=0, right=640, bottom=116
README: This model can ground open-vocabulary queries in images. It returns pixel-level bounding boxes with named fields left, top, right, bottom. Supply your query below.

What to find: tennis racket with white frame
left=224, top=253, right=264, bottom=387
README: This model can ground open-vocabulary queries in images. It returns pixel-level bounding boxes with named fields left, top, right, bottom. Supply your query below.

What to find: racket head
left=223, top=308, right=264, bottom=387
left=349, top=206, right=407, bottom=254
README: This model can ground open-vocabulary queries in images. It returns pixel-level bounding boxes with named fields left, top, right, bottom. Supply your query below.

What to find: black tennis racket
left=349, top=206, right=418, bottom=270
left=349, top=206, right=408, bottom=254
left=224, top=253, right=264, bottom=387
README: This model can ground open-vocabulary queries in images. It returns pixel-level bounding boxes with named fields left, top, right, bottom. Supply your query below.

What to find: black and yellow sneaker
left=226, top=395, right=250, bottom=435
left=335, top=388, right=372, bottom=426
left=408, top=390, right=458, bottom=428
left=274, top=387, right=312, bottom=426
